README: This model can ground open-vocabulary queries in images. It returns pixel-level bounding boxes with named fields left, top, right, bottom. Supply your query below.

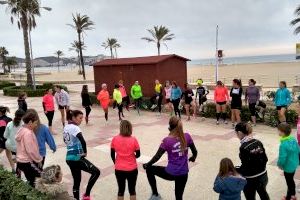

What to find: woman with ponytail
left=230, top=79, right=243, bottom=128
left=143, top=116, right=198, bottom=200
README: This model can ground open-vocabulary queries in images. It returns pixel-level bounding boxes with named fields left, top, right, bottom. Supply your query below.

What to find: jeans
left=145, top=166, right=188, bottom=200
left=243, top=172, right=270, bottom=200
left=66, top=158, right=100, bottom=200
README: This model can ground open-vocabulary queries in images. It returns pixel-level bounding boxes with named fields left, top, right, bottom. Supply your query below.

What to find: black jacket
left=81, top=93, right=92, bottom=107
left=237, top=139, right=268, bottom=178
left=18, top=99, right=27, bottom=112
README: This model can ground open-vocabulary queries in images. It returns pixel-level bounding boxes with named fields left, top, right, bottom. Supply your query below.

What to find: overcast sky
left=0, top=0, right=299, bottom=59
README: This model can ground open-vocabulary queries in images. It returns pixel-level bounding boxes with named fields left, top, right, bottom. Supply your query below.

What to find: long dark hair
left=13, top=109, right=25, bottom=127
left=233, top=79, right=242, bottom=87
left=169, top=116, right=186, bottom=152
left=218, top=158, right=238, bottom=177
left=81, top=85, right=89, bottom=95
left=172, top=81, right=178, bottom=88
left=217, top=81, right=224, bottom=87
left=0, top=106, right=9, bottom=116
left=26, top=109, right=41, bottom=133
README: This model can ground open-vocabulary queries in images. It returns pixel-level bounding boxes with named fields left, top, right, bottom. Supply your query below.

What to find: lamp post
left=0, top=1, right=51, bottom=90
left=215, top=25, right=219, bottom=84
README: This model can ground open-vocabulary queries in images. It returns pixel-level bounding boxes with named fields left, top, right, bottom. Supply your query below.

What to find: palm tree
left=5, top=56, right=17, bottom=73
left=54, top=50, right=64, bottom=71
left=291, top=4, right=300, bottom=35
left=0, top=47, right=9, bottom=73
left=68, top=13, right=94, bottom=80
left=2, top=0, right=41, bottom=86
left=114, top=43, right=121, bottom=58
left=141, top=25, right=175, bottom=55
left=69, top=40, right=86, bottom=73
left=102, top=38, right=120, bottom=58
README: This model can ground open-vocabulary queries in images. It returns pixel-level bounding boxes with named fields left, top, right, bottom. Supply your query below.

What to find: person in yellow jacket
left=113, top=84, right=124, bottom=121
left=150, top=80, right=163, bottom=114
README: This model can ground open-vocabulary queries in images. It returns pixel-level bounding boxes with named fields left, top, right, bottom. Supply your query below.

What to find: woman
left=164, top=80, right=174, bottom=116
left=143, top=116, right=198, bottom=200
left=230, top=79, right=243, bottom=128
left=131, top=81, right=143, bottom=115
left=18, top=92, right=28, bottom=112
left=0, top=106, right=12, bottom=167
left=27, top=109, right=56, bottom=168
left=64, top=110, right=100, bottom=200
left=54, top=85, right=70, bottom=127
left=195, top=79, right=209, bottom=114
left=16, top=111, right=43, bottom=187
left=245, top=79, right=260, bottom=126
left=274, top=81, right=291, bottom=123
left=235, top=122, right=270, bottom=200
left=113, top=84, right=124, bottom=121
left=4, top=109, right=25, bottom=173
left=213, top=158, right=247, bottom=200
left=214, top=81, right=229, bottom=125
left=150, top=80, right=163, bottom=115
left=111, top=120, right=140, bottom=200
left=119, top=80, right=130, bottom=111
left=81, top=85, right=92, bottom=124
left=36, top=165, right=75, bottom=200
left=170, top=81, right=182, bottom=119
left=182, top=83, right=196, bottom=121
left=43, top=88, right=55, bottom=133
left=97, top=83, right=110, bottom=121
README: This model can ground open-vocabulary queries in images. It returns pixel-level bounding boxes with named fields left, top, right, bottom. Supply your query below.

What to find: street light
left=0, top=0, right=51, bottom=90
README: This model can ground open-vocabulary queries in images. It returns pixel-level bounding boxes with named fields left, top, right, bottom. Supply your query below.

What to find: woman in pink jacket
left=16, top=111, right=43, bottom=187
left=214, top=81, right=229, bottom=125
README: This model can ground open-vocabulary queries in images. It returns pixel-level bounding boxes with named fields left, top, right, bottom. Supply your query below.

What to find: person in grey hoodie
left=214, top=158, right=247, bottom=200
left=245, top=79, right=260, bottom=126
left=54, top=85, right=70, bottom=127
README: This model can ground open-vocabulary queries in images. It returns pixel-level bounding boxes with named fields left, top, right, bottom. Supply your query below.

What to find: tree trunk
left=114, top=48, right=118, bottom=58
left=157, top=42, right=160, bottom=55
left=1, top=56, right=6, bottom=74
left=57, top=55, right=60, bottom=71
left=21, top=14, right=33, bottom=87
left=110, top=47, right=113, bottom=59
left=78, top=33, right=86, bottom=80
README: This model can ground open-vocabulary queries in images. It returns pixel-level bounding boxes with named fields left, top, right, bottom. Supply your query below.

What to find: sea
left=188, top=53, right=299, bottom=66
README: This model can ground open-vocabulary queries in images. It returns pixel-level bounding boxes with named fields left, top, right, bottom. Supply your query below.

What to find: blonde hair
left=120, top=120, right=132, bottom=137
left=169, top=116, right=186, bottom=152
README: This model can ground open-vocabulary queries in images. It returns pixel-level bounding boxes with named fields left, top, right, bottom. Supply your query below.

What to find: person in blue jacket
left=274, top=81, right=291, bottom=123
left=214, top=158, right=247, bottom=200
left=170, top=81, right=182, bottom=118
left=27, top=109, right=56, bottom=168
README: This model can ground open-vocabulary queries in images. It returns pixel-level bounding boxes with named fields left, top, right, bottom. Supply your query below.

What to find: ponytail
left=169, top=116, right=187, bottom=152
left=67, top=109, right=83, bottom=121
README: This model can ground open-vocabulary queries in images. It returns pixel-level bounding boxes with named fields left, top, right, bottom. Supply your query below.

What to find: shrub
left=3, top=83, right=68, bottom=97
left=89, top=92, right=99, bottom=105
left=265, top=91, right=276, bottom=101
left=0, top=167, right=50, bottom=200
left=0, top=81, right=16, bottom=90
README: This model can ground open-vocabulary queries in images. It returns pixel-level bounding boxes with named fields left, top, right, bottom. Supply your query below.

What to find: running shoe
left=142, top=104, right=148, bottom=109
left=151, top=104, right=157, bottom=110
left=82, top=194, right=91, bottom=200
left=224, top=120, right=228, bottom=125
left=148, top=194, right=162, bottom=200
left=216, top=120, right=219, bottom=125
left=179, top=104, right=183, bottom=110
left=257, top=111, right=263, bottom=119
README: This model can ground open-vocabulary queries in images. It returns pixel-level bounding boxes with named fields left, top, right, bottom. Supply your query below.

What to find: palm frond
left=294, top=5, right=300, bottom=15
left=294, top=26, right=300, bottom=35
left=141, top=37, right=155, bottom=42
left=290, top=18, right=300, bottom=26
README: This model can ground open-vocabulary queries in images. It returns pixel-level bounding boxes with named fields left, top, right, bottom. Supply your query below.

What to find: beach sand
left=30, top=62, right=300, bottom=88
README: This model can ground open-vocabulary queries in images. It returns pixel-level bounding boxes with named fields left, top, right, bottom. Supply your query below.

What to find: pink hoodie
left=16, top=126, right=42, bottom=163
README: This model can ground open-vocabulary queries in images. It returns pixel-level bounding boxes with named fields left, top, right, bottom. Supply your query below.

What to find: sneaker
left=82, top=194, right=91, bottom=200
left=224, top=120, right=228, bottom=125
left=257, top=112, right=263, bottom=119
left=216, top=120, right=219, bottom=125
left=151, top=105, right=157, bottom=110
left=149, top=194, right=162, bottom=200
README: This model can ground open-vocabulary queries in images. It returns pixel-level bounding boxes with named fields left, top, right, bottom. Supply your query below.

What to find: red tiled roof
left=92, top=54, right=190, bottom=66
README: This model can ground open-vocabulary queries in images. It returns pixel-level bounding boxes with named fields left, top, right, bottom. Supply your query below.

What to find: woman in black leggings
left=81, top=85, right=92, bottom=124
left=43, top=88, right=55, bottom=134
left=143, top=116, right=198, bottom=200
left=64, top=110, right=100, bottom=200
left=170, top=81, right=182, bottom=118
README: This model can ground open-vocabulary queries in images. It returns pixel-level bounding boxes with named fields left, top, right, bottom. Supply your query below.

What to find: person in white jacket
left=54, top=86, right=70, bottom=127
left=4, top=109, right=25, bottom=173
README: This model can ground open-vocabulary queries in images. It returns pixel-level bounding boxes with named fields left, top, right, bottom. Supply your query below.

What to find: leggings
left=66, top=158, right=101, bottom=200
left=172, top=99, right=181, bottom=118
left=115, top=169, right=138, bottom=197
left=85, top=106, right=92, bottom=117
left=134, top=98, right=142, bottom=113
left=243, top=172, right=270, bottom=200
left=122, top=96, right=130, bottom=108
left=146, top=166, right=188, bottom=200
left=17, top=162, right=42, bottom=187
left=284, top=171, right=296, bottom=200
left=45, top=111, right=54, bottom=127
left=150, top=94, right=163, bottom=113
left=117, top=103, right=123, bottom=119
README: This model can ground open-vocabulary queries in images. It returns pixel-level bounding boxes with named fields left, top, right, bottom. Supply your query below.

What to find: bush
left=0, top=81, right=16, bottom=90
left=0, top=167, right=50, bottom=200
left=89, top=92, right=99, bottom=105
left=265, top=91, right=276, bottom=101
left=3, top=83, right=68, bottom=97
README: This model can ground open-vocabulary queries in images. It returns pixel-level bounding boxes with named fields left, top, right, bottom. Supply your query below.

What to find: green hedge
left=0, top=167, right=50, bottom=200
left=3, top=83, right=68, bottom=97
left=0, top=81, right=16, bottom=90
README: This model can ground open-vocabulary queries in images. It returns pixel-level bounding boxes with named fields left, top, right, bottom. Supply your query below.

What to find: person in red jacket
left=214, top=81, right=229, bottom=125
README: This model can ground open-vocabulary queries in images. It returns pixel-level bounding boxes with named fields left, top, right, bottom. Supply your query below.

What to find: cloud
left=0, top=0, right=299, bottom=59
